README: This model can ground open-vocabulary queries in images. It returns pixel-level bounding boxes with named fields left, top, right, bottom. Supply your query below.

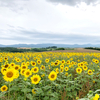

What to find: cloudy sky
left=0, top=0, right=100, bottom=45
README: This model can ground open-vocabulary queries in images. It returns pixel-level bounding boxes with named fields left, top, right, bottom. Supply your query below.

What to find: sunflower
left=95, top=59, right=99, bottom=64
left=60, top=64, right=64, bottom=68
left=77, top=59, right=80, bottom=62
left=88, top=70, right=93, bottom=75
left=41, top=74, right=45, bottom=78
left=4, top=64, right=9, bottom=69
left=50, top=62, right=54, bottom=66
left=78, top=63, right=81, bottom=67
left=61, top=60, right=65, bottom=64
left=37, top=60, right=41, bottom=64
left=66, top=60, right=70, bottom=65
left=60, top=68, right=64, bottom=73
left=65, top=67, right=69, bottom=71
left=80, top=62, right=84, bottom=67
left=93, top=94, right=99, bottom=100
left=3, top=69, right=19, bottom=82
left=14, top=65, right=20, bottom=70
left=69, top=65, right=72, bottom=68
left=0, top=58, right=3, bottom=62
left=1, top=67, right=8, bottom=75
left=40, top=65, right=45, bottom=70
left=65, top=72, right=68, bottom=76
left=54, top=62, right=59, bottom=66
left=4, top=57, right=8, bottom=61
left=76, top=67, right=82, bottom=74
left=33, top=57, right=36, bottom=60
left=71, top=61, right=74, bottom=65
left=56, top=68, right=59, bottom=74
left=92, top=59, right=95, bottom=62
left=1, top=85, right=8, bottom=92
left=26, top=61, right=30, bottom=66
left=21, top=62, right=26, bottom=65
left=30, top=74, right=41, bottom=84
left=31, top=61, right=36, bottom=66
left=31, top=67, right=39, bottom=73
left=20, top=69, right=26, bottom=76
left=21, top=65, right=28, bottom=70
left=24, top=69, right=32, bottom=78
left=56, top=60, right=59, bottom=62
left=10, top=63, right=15, bottom=68
left=83, top=65, right=88, bottom=71
left=45, top=59, right=49, bottom=63
left=48, top=71, right=57, bottom=81
left=16, top=58, right=20, bottom=62
left=32, top=89, right=36, bottom=94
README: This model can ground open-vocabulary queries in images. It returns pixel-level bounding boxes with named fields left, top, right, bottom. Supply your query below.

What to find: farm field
left=45, top=48, right=100, bottom=53
left=0, top=51, right=100, bottom=100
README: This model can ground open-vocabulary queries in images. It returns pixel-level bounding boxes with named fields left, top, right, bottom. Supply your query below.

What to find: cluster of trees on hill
left=0, top=47, right=29, bottom=52
left=0, top=46, right=66, bottom=52
left=85, top=47, right=100, bottom=51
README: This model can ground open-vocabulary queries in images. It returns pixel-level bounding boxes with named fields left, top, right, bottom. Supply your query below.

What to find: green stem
left=24, top=84, right=27, bottom=100
left=8, top=83, right=11, bottom=100
left=24, top=92, right=26, bottom=100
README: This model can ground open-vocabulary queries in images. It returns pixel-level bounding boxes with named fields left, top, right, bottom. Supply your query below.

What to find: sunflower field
left=0, top=52, right=100, bottom=100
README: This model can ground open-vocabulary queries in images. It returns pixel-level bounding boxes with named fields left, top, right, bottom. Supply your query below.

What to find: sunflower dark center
left=5, top=64, right=8, bottom=68
left=34, top=68, right=37, bottom=71
left=3, top=69, right=6, bottom=71
left=55, top=63, right=57, bottom=65
left=51, top=74, right=55, bottom=78
left=26, top=72, right=30, bottom=75
left=3, top=87, right=6, bottom=90
left=7, top=71, right=13, bottom=78
left=78, top=69, right=80, bottom=71
left=22, top=66, right=26, bottom=69
left=22, top=70, right=25, bottom=73
left=34, top=78, right=38, bottom=82
left=32, top=63, right=35, bottom=65
left=11, top=64, right=14, bottom=66
left=89, top=71, right=92, bottom=73
left=15, top=67, right=18, bottom=70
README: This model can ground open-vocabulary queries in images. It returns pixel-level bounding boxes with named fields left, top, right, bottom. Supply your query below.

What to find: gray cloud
left=0, top=28, right=100, bottom=44
left=47, top=0, right=99, bottom=6
left=0, top=0, right=15, bottom=7
left=0, top=29, right=99, bottom=44
left=0, top=0, right=29, bottom=13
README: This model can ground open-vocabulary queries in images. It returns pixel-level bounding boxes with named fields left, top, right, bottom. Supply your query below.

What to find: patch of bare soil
left=17, top=47, right=31, bottom=49
left=45, top=48, right=100, bottom=53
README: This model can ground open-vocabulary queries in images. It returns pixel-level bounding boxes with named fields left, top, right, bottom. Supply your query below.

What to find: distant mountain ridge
left=0, top=44, right=100, bottom=48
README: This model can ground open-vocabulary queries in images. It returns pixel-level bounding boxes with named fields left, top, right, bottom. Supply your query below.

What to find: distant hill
left=0, top=43, right=100, bottom=48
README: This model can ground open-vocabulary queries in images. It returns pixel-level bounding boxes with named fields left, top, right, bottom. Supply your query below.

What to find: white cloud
left=0, top=0, right=100, bottom=45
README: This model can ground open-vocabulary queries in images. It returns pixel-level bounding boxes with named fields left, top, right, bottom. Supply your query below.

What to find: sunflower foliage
left=0, top=52, right=100, bottom=100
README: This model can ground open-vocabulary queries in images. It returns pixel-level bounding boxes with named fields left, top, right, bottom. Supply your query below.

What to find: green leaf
left=0, top=92, right=6, bottom=98
left=94, top=89, right=100, bottom=93
left=79, top=98, right=89, bottom=100
left=17, top=96, right=25, bottom=100
left=42, top=85, right=51, bottom=91
left=21, top=88, right=31, bottom=93
left=9, top=86, right=20, bottom=91
left=50, top=97, right=56, bottom=100
left=26, top=93, right=33, bottom=100
left=26, top=82, right=31, bottom=86
left=44, top=96, right=49, bottom=100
